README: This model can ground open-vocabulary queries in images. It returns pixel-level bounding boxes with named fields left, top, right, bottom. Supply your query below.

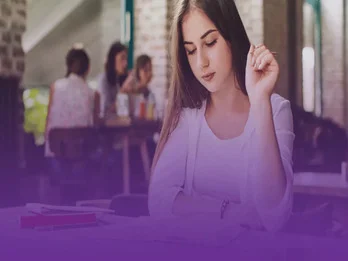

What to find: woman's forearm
left=249, top=97, right=286, bottom=210
left=172, top=193, right=259, bottom=227
left=172, top=192, right=222, bottom=218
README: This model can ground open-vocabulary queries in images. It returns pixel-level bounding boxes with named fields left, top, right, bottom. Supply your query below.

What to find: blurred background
left=1, top=0, right=348, bottom=236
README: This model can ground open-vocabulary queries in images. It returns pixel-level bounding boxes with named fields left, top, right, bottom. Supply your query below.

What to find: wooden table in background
left=102, top=117, right=162, bottom=195
left=294, top=172, right=348, bottom=198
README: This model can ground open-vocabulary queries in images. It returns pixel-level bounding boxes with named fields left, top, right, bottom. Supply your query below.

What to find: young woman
left=98, top=41, right=134, bottom=118
left=45, top=47, right=100, bottom=178
left=148, top=0, right=295, bottom=232
left=133, top=54, right=153, bottom=96
left=125, top=54, right=154, bottom=117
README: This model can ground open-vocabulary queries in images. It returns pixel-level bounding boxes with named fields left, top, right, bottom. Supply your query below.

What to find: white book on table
left=25, top=203, right=115, bottom=215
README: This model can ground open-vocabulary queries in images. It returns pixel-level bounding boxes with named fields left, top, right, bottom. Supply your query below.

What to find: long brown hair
left=105, top=41, right=127, bottom=86
left=151, top=0, right=251, bottom=173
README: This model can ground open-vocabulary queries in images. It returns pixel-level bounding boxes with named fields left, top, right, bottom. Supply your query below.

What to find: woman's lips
left=202, top=72, right=215, bottom=82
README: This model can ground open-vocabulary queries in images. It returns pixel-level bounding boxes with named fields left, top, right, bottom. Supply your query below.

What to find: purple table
left=2, top=207, right=348, bottom=261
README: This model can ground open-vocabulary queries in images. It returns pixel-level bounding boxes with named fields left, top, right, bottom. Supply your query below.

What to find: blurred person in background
left=133, top=54, right=153, bottom=96
left=125, top=54, right=154, bottom=118
left=45, top=47, right=100, bottom=182
left=98, top=41, right=134, bottom=119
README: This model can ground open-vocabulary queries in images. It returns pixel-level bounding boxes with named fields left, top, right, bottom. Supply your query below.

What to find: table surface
left=294, top=172, right=348, bottom=198
left=2, top=207, right=348, bottom=261
left=104, top=116, right=162, bottom=127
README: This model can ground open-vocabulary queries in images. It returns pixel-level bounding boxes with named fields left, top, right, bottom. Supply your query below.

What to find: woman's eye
left=206, top=40, right=217, bottom=47
left=187, top=49, right=196, bottom=55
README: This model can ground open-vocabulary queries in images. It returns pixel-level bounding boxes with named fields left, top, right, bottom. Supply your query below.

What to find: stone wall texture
left=0, top=0, right=26, bottom=77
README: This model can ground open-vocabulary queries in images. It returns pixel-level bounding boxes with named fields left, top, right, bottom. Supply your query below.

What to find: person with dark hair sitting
left=98, top=41, right=135, bottom=119
left=123, top=54, right=154, bottom=118
left=130, top=54, right=153, bottom=95
left=45, top=46, right=100, bottom=183
left=291, top=103, right=348, bottom=172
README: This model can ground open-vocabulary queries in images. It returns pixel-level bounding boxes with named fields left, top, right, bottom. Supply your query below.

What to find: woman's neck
left=69, top=72, right=86, bottom=81
left=208, top=86, right=249, bottom=116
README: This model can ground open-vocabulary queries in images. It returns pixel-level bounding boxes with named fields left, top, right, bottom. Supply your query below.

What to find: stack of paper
left=25, top=203, right=114, bottom=215
left=20, top=203, right=115, bottom=229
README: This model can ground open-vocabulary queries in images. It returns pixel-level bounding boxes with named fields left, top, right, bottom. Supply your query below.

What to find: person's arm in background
left=120, top=70, right=136, bottom=93
left=97, top=75, right=108, bottom=119
left=96, top=79, right=114, bottom=159
left=120, top=70, right=150, bottom=95
left=93, top=91, right=101, bottom=126
left=133, top=82, right=150, bottom=96
left=45, top=83, right=55, bottom=142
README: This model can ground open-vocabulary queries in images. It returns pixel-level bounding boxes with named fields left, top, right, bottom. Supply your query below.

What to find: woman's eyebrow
left=183, top=29, right=217, bottom=45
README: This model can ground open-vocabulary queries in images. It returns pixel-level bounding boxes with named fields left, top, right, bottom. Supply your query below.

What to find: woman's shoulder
left=52, top=77, right=68, bottom=90
left=179, top=100, right=207, bottom=125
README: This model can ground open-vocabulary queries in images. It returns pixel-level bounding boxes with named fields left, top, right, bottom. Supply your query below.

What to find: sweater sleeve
left=148, top=109, right=189, bottom=218
left=253, top=95, right=295, bottom=231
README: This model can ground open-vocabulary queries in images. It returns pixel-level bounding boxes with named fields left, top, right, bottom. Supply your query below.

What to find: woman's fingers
left=251, top=44, right=266, bottom=66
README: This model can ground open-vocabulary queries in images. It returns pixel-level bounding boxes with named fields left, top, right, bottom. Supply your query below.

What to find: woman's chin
left=203, top=84, right=221, bottom=93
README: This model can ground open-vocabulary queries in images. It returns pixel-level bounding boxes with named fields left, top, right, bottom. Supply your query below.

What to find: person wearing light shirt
left=149, top=0, right=295, bottom=232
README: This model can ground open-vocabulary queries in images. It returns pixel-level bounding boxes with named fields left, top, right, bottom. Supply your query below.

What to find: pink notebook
left=20, top=203, right=114, bottom=229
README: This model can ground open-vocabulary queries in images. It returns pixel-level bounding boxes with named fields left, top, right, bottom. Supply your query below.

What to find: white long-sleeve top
left=148, top=94, right=295, bottom=232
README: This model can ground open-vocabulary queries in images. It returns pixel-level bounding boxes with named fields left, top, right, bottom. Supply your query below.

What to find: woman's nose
left=197, top=51, right=209, bottom=69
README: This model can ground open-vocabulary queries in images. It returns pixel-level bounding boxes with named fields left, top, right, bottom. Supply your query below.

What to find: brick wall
left=263, top=0, right=291, bottom=99
left=0, top=0, right=26, bottom=170
left=232, top=0, right=291, bottom=99
left=235, top=0, right=263, bottom=45
left=134, top=0, right=169, bottom=108
left=321, top=0, right=345, bottom=126
left=0, top=0, right=26, bottom=77
left=166, top=0, right=174, bottom=96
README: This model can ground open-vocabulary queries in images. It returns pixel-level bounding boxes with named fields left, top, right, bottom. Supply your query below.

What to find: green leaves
left=23, top=88, right=49, bottom=145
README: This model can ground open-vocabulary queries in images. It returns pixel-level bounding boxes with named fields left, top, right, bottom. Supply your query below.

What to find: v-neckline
left=202, top=100, right=251, bottom=142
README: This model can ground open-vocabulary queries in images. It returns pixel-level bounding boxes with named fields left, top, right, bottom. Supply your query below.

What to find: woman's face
left=139, top=61, right=153, bottom=85
left=115, top=49, right=128, bottom=75
left=181, top=8, right=234, bottom=93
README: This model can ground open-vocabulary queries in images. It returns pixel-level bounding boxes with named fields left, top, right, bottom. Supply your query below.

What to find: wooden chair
left=129, top=119, right=161, bottom=182
left=48, top=127, right=99, bottom=203
left=49, top=127, right=98, bottom=161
